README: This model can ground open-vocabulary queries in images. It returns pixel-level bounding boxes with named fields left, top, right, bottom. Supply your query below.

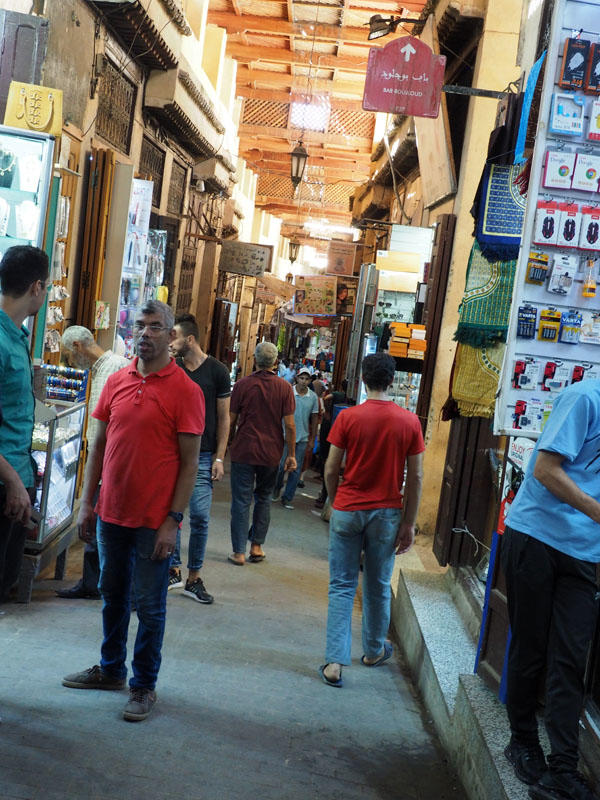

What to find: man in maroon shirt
left=320, top=352, right=424, bottom=688
left=62, top=300, right=205, bottom=721
left=228, top=342, right=295, bottom=565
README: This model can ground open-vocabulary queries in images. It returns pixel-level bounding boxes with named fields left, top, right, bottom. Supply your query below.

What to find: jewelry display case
left=29, top=401, right=86, bottom=550
left=0, top=124, right=54, bottom=259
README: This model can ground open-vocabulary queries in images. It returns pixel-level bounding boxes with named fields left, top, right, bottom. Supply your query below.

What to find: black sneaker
left=183, top=577, right=214, bottom=604
left=529, top=770, right=600, bottom=800
left=504, top=739, right=547, bottom=785
left=168, top=568, right=183, bottom=590
left=272, top=487, right=281, bottom=501
left=123, top=688, right=157, bottom=721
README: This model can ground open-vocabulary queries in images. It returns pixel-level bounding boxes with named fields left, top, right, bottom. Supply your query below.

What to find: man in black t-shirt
left=169, top=314, right=231, bottom=603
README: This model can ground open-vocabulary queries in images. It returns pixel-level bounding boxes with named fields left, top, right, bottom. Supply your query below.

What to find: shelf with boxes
left=387, top=322, right=427, bottom=360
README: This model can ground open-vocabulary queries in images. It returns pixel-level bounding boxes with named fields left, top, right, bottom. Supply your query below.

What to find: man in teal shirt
left=0, top=245, right=49, bottom=601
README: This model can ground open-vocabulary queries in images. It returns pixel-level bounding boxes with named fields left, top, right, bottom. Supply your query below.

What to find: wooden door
left=415, top=213, right=456, bottom=434
left=0, top=10, right=48, bottom=119
left=433, top=416, right=500, bottom=567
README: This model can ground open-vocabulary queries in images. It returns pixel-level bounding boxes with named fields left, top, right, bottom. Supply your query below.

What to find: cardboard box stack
left=388, top=322, right=427, bottom=360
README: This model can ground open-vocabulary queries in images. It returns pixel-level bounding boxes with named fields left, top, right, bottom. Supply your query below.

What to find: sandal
left=319, top=664, right=343, bottom=688
left=361, top=640, right=393, bottom=667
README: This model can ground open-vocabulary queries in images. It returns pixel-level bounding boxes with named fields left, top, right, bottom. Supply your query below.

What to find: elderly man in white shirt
left=56, top=325, right=128, bottom=599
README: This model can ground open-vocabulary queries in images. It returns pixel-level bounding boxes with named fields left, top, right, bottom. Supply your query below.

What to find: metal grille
left=241, top=98, right=289, bottom=128
left=328, top=108, right=375, bottom=138
left=167, top=160, right=187, bottom=215
left=175, top=250, right=195, bottom=314
left=139, top=137, right=165, bottom=207
left=96, top=59, right=136, bottom=153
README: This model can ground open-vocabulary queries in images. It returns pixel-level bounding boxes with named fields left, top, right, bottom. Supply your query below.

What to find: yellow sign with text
left=4, top=82, right=63, bottom=137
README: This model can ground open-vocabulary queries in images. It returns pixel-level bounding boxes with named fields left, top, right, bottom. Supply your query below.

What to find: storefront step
left=390, top=565, right=534, bottom=800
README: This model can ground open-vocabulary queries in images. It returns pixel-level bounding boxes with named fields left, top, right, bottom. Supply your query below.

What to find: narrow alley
left=0, top=471, right=466, bottom=800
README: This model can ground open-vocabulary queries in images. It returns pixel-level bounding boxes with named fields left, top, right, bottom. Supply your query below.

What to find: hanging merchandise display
left=496, top=0, right=600, bottom=437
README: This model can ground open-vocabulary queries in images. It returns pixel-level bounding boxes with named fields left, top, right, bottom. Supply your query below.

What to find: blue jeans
left=97, top=518, right=171, bottom=690
left=230, top=461, right=278, bottom=553
left=275, top=440, right=308, bottom=503
left=172, top=452, right=213, bottom=570
left=325, top=507, right=402, bottom=665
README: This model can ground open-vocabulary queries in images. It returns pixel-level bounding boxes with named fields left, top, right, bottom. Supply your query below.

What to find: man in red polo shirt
left=320, top=352, right=424, bottom=688
left=228, top=342, right=295, bottom=564
left=63, top=300, right=205, bottom=722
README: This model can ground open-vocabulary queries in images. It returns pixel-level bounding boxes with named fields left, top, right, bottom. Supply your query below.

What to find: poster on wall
left=294, top=275, right=337, bottom=315
left=327, top=241, right=356, bottom=275
left=329, top=275, right=359, bottom=315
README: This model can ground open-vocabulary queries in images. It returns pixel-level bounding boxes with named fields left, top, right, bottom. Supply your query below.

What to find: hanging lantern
left=290, top=142, right=308, bottom=189
left=288, top=241, right=300, bottom=263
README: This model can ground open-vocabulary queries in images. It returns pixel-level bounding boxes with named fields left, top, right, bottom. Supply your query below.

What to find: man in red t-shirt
left=63, top=300, right=205, bottom=722
left=320, top=352, right=424, bottom=688
left=228, top=342, right=295, bottom=565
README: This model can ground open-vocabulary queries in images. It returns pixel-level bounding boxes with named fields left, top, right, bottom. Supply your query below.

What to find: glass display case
left=0, top=125, right=54, bottom=258
left=29, top=401, right=86, bottom=550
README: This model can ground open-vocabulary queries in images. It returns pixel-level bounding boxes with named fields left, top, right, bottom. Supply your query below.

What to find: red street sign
left=362, top=36, right=446, bottom=118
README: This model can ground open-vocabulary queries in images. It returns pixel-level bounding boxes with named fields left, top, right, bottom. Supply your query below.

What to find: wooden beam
left=243, top=151, right=371, bottom=173
left=207, top=11, right=371, bottom=44
left=235, top=85, right=366, bottom=110
left=227, top=42, right=368, bottom=72
left=239, top=123, right=371, bottom=150
left=236, top=66, right=364, bottom=97
left=247, top=161, right=368, bottom=182
left=256, top=198, right=351, bottom=219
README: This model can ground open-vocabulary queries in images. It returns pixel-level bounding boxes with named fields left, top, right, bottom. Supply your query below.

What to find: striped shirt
left=87, top=350, right=129, bottom=444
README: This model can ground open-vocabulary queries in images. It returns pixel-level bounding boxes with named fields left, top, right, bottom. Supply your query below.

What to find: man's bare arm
left=534, top=450, right=600, bottom=524
left=283, top=413, right=297, bottom=472
left=0, top=454, right=31, bottom=524
left=395, top=452, right=424, bottom=554
left=77, top=422, right=107, bottom=542
left=212, top=396, right=231, bottom=480
left=152, top=433, right=201, bottom=560
left=324, top=445, right=344, bottom=504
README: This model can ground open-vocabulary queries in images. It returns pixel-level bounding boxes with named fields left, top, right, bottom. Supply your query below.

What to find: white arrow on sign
left=400, top=42, right=417, bottom=62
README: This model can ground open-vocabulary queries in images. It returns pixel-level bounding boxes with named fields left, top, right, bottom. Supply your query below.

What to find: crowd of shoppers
left=6, top=245, right=598, bottom=800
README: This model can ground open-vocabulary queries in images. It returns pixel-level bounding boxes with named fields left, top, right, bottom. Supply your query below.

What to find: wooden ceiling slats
left=209, top=0, right=426, bottom=226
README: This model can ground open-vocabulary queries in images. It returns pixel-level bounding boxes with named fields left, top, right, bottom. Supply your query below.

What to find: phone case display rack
left=29, top=401, right=86, bottom=550
left=496, top=0, right=600, bottom=436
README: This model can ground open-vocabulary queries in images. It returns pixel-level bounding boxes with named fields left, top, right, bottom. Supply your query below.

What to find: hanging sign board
left=362, top=36, right=446, bottom=119
left=327, top=240, right=356, bottom=275
left=218, top=241, right=273, bottom=276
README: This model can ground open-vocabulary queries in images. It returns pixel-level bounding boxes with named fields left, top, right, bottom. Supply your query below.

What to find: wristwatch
left=167, top=510, right=184, bottom=523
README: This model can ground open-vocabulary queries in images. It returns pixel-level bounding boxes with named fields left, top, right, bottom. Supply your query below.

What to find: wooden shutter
left=0, top=10, right=48, bottom=119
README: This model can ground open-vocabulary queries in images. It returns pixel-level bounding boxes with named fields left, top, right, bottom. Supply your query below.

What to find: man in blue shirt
left=502, top=380, right=600, bottom=800
left=0, top=246, right=49, bottom=602
left=272, top=368, right=318, bottom=509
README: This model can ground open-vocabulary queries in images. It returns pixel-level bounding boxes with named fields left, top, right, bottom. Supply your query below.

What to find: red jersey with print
left=328, top=399, right=424, bottom=511
left=92, top=357, right=205, bottom=529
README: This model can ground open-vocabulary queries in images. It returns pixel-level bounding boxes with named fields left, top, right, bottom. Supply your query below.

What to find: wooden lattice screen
left=328, top=108, right=375, bottom=138
left=242, top=98, right=289, bottom=128
left=324, top=182, right=355, bottom=207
